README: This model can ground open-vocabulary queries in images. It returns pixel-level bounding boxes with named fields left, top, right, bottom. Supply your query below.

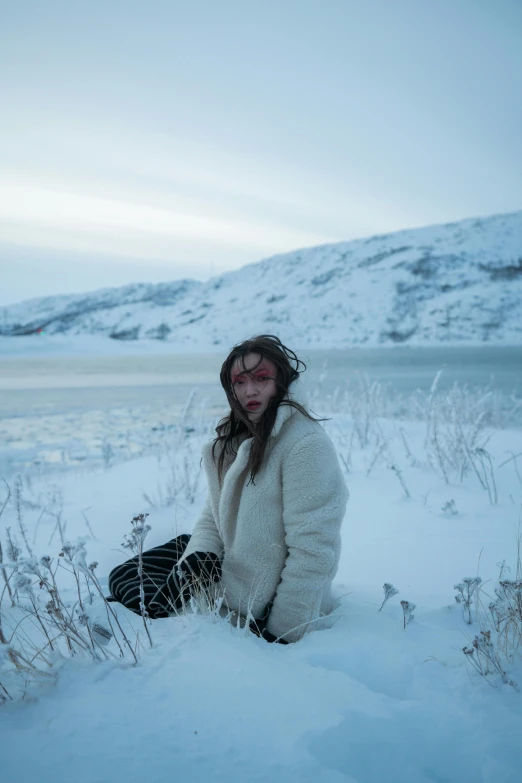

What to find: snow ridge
left=2, top=211, right=521, bottom=348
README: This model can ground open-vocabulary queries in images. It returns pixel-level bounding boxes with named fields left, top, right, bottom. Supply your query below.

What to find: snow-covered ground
left=1, top=357, right=522, bottom=782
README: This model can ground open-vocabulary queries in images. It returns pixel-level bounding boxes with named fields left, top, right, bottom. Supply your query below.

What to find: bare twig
left=0, top=480, right=15, bottom=605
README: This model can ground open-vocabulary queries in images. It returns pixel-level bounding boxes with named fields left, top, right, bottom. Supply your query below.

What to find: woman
left=109, top=335, right=348, bottom=643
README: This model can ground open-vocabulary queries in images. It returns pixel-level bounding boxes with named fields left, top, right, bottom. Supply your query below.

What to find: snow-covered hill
left=2, top=211, right=522, bottom=349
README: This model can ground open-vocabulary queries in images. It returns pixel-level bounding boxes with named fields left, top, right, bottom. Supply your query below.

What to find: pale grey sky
left=1, top=0, right=521, bottom=305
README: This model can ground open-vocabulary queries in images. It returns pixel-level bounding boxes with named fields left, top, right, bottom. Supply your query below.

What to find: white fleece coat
left=179, top=383, right=349, bottom=642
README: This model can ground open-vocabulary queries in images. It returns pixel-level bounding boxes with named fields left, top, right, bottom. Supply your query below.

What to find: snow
left=1, top=210, right=522, bottom=350
left=1, top=205, right=522, bottom=779
left=4, top=611, right=522, bottom=783
left=1, top=356, right=522, bottom=781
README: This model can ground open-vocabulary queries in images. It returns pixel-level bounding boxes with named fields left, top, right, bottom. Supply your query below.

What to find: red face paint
left=231, top=362, right=271, bottom=383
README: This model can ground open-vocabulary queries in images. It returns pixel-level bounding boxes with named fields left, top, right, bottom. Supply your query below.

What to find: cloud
left=1, top=112, right=415, bottom=241
left=0, top=181, right=335, bottom=263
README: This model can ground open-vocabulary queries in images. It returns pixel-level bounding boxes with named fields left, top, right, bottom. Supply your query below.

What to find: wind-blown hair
left=212, top=334, right=325, bottom=483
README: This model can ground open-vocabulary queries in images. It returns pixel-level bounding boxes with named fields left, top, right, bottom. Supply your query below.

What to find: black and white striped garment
left=108, top=534, right=191, bottom=617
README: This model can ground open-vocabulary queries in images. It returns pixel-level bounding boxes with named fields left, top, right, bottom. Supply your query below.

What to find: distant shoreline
left=1, top=334, right=521, bottom=360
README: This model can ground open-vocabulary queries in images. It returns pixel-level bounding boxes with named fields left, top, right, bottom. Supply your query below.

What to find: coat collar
left=214, top=379, right=309, bottom=512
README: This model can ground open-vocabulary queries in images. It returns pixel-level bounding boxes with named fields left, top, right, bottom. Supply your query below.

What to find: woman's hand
left=147, top=551, right=222, bottom=618
left=148, top=568, right=188, bottom=618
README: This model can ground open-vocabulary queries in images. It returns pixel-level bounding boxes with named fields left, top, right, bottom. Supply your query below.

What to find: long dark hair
left=212, top=334, right=325, bottom=483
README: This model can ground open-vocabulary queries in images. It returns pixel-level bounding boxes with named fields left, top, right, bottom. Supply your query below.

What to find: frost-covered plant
left=144, top=444, right=179, bottom=508
left=335, top=426, right=355, bottom=475
left=5, top=528, right=23, bottom=603
left=122, top=513, right=151, bottom=555
left=474, top=447, right=498, bottom=505
left=122, top=513, right=153, bottom=648
left=379, top=582, right=399, bottom=611
left=462, top=535, right=522, bottom=688
left=46, top=487, right=67, bottom=547
left=187, top=588, right=228, bottom=625
left=318, top=370, right=521, bottom=430
left=183, top=442, right=202, bottom=504
left=5, top=528, right=22, bottom=564
left=441, top=499, right=458, bottom=516
left=14, top=474, right=33, bottom=557
left=417, top=372, right=498, bottom=499
left=101, top=438, right=114, bottom=469
left=499, top=451, right=522, bottom=489
left=388, top=462, right=410, bottom=498
left=0, top=528, right=145, bottom=703
left=365, top=435, right=389, bottom=477
left=400, top=600, right=416, bottom=629
left=462, top=630, right=517, bottom=689
left=488, top=579, right=522, bottom=662
left=454, top=577, right=482, bottom=624
left=398, top=427, right=421, bottom=468
left=144, top=391, right=207, bottom=508
left=348, top=373, right=388, bottom=449
left=0, top=482, right=14, bottom=607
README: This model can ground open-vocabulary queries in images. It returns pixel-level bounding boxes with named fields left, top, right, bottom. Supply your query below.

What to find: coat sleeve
left=265, top=431, right=348, bottom=643
left=177, top=492, right=224, bottom=564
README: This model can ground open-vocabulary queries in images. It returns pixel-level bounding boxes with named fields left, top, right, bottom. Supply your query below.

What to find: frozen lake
left=1, top=345, right=521, bottom=418
left=1, top=344, right=520, bottom=477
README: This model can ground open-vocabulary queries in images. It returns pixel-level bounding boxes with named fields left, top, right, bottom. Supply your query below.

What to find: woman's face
left=231, top=352, right=277, bottom=423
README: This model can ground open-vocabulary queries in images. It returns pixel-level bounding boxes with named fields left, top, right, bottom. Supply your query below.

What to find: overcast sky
left=1, top=0, right=521, bottom=305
